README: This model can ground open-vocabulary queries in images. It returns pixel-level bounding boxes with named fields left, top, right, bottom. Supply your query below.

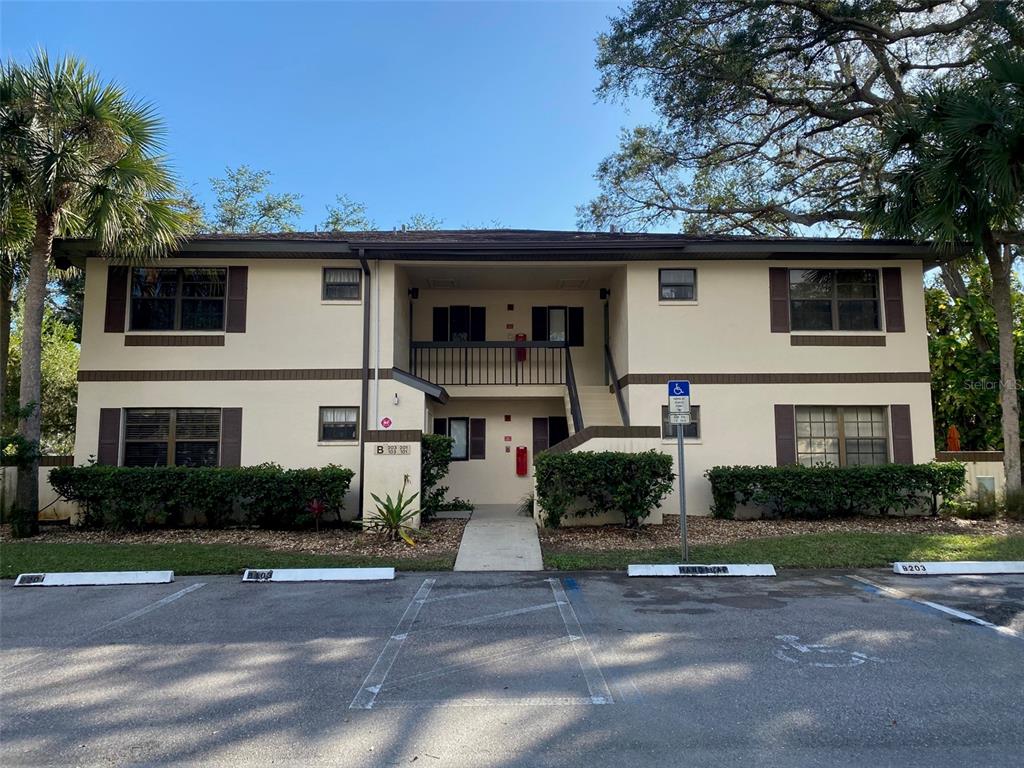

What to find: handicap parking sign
left=668, top=380, right=690, bottom=397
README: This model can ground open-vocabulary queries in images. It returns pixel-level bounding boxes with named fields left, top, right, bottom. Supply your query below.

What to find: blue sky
left=1, top=1, right=658, bottom=232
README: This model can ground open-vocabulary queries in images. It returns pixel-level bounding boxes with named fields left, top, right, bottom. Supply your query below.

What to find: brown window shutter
left=882, top=267, right=905, bottom=332
left=532, top=417, right=549, bottom=455
left=220, top=408, right=243, bottom=467
left=774, top=404, right=796, bottom=466
left=104, top=266, right=129, bottom=333
left=97, top=408, right=121, bottom=465
left=890, top=404, right=913, bottom=464
left=469, top=418, right=486, bottom=460
left=226, top=266, right=248, bottom=333
left=769, top=268, right=790, bottom=333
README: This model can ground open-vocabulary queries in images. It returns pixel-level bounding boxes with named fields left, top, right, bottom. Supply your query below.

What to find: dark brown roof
left=55, top=228, right=941, bottom=262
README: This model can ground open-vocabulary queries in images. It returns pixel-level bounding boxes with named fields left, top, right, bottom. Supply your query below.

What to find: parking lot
left=2, top=569, right=1022, bottom=767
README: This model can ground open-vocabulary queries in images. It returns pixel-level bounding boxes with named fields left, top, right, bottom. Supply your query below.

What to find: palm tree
left=866, top=49, right=1024, bottom=491
left=0, top=52, right=189, bottom=536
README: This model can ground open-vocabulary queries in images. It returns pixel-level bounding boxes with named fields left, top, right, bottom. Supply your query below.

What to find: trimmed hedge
left=49, top=463, right=354, bottom=531
left=534, top=450, right=675, bottom=528
left=421, top=434, right=454, bottom=521
left=704, top=462, right=966, bottom=519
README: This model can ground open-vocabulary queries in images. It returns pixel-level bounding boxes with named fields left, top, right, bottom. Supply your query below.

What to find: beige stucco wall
left=409, top=288, right=608, bottom=385
left=431, top=398, right=566, bottom=505
left=2, top=466, right=82, bottom=522
left=960, top=460, right=1007, bottom=498
left=80, top=256, right=367, bottom=371
left=620, top=260, right=929, bottom=373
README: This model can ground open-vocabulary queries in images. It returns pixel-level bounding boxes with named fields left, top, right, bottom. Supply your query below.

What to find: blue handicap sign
left=668, top=380, right=690, bottom=397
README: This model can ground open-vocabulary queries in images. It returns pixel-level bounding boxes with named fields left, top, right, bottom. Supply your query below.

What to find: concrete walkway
left=453, top=504, right=543, bottom=571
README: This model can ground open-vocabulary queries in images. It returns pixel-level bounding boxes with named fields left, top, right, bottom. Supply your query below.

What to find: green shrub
left=49, top=464, right=354, bottom=531
left=421, top=434, right=457, bottom=521
left=534, top=450, right=675, bottom=528
left=1003, top=487, right=1024, bottom=520
left=705, top=462, right=966, bottom=520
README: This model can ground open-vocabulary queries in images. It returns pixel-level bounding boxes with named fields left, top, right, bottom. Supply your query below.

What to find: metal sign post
left=667, top=381, right=691, bottom=562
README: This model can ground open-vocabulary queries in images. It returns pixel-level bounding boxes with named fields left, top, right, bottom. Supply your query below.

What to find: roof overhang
left=390, top=368, right=449, bottom=405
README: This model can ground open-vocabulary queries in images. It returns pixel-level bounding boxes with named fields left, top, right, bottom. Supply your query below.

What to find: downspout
left=358, top=249, right=370, bottom=520
left=374, top=258, right=381, bottom=428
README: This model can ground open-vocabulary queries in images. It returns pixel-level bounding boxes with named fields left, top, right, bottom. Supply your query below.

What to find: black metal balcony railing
left=410, top=340, right=569, bottom=387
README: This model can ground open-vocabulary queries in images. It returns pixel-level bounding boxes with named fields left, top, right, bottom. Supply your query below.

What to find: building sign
left=375, top=444, right=411, bottom=456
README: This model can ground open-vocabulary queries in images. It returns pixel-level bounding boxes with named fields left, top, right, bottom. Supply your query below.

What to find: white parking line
left=349, top=578, right=435, bottom=710
left=848, top=575, right=1022, bottom=641
left=548, top=578, right=614, bottom=705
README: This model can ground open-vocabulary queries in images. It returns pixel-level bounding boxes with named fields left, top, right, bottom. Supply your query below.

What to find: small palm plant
left=366, top=476, right=419, bottom=546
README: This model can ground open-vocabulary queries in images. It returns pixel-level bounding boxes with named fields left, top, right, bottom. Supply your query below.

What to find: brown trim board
left=364, top=430, right=422, bottom=443
left=79, top=368, right=388, bottom=382
left=790, top=335, right=886, bottom=347
left=544, top=426, right=660, bottom=456
left=125, top=335, right=225, bottom=347
left=935, top=451, right=1005, bottom=463
left=618, top=372, right=930, bottom=386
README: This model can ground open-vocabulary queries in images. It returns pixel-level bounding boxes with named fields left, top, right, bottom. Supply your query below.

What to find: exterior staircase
left=564, top=385, right=623, bottom=432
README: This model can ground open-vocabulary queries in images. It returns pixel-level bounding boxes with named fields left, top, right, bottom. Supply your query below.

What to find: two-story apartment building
left=57, top=230, right=937, bottom=524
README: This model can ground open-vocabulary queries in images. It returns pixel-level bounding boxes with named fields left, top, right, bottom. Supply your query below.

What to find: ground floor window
left=533, top=416, right=569, bottom=454
left=433, top=417, right=486, bottom=460
left=795, top=406, right=888, bottom=466
left=123, top=408, right=221, bottom=467
left=660, top=405, right=701, bottom=440
left=319, top=407, right=359, bottom=441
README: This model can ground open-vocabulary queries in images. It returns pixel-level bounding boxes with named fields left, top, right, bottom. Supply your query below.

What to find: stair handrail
left=564, top=344, right=584, bottom=433
left=604, top=344, right=630, bottom=427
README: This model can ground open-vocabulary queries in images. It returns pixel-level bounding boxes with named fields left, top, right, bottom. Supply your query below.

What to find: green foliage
left=321, top=194, right=374, bottom=232
left=941, top=490, right=1000, bottom=520
left=582, top=1, right=1010, bottom=234
left=4, top=307, right=79, bottom=454
left=926, top=266, right=1024, bottom=450
left=365, top=478, right=420, bottom=545
left=705, top=463, right=967, bottom=520
left=48, top=464, right=354, bottom=531
left=421, top=434, right=456, bottom=520
left=1004, top=488, right=1024, bottom=520
left=534, top=450, right=675, bottom=528
left=207, top=165, right=303, bottom=233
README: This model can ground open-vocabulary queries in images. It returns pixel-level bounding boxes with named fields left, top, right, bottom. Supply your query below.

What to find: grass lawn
left=0, top=541, right=453, bottom=578
left=543, top=532, right=1024, bottom=570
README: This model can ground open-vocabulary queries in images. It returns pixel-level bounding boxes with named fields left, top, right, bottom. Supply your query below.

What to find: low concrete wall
left=1, top=458, right=82, bottom=522
left=936, top=451, right=1007, bottom=498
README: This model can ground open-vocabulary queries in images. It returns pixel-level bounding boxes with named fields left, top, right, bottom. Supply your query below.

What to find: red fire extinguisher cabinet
left=516, top=446, right=528, bottom=476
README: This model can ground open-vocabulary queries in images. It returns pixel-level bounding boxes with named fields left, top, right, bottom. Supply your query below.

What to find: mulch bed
left=539, top=515, right=1024, bottom=552
left=0, top=519, right=467, bottom=558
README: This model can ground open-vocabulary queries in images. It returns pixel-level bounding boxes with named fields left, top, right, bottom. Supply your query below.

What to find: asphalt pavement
left=1, top=569, right=1022, bottom=767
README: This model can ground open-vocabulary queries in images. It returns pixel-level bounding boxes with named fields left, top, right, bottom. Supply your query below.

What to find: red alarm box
left=516, top=446, right=528, bottom=476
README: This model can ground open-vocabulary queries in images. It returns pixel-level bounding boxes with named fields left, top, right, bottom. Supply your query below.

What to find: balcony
left=410, top=340, right=570, bottom=386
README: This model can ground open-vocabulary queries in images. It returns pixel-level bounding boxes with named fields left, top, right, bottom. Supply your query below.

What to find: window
left=433, top=417, right=485, bottom=460
left=319, top=407, right=359, bottom=441
left=795, top=406, right=889, bottom=466
left=432, top=306, right=486, bottom=342
left=659, top=269, right=697, bottom=301
left=789, top=269, right=880, bottom=331
left=532, top=306, right=584, bottom=346
left=660, top=405, right=701, bottom=440
left=130, top=268, right=227, bottom=331
left=533, top=416, right=569, bottom=454
left=322, top=268, right=361, bottom=300
left=123, top=408, right=221, bottom=467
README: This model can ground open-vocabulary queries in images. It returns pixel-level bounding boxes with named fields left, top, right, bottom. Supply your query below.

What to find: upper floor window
left=130, top=268, right=227, bottom=331
left=789, top=269, right=880, bottom=331
left=433, top=306, right=486, bottom=342
left=319, top=407, right=359, bottom=441
left=532, top=306, right=584, bottom=347
left=659, top=269, right=697, bottom=301
left=323, top=268, right=361, bottom=300
left=795, top=406, right=888, bottom=467
left=660, top=405, right=701, bottom=440
left=123, top=408, right=221, bottom=467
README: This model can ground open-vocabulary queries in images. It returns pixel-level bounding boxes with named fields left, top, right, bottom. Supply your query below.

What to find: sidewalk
left=453, top=505, right=543, bottom=571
